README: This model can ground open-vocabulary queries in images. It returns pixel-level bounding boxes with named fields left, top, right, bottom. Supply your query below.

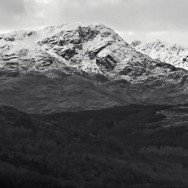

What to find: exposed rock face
left=131, top=40, right=141, bottom=47
left=0, top=24, right=181, bottom=80
left=0, top=24, right=188, bottom=113
left=132, top=40, right=188, bottom=70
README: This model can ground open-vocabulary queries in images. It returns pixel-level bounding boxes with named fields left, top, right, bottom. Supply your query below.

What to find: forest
left=0, top=105, right=188, bottom=187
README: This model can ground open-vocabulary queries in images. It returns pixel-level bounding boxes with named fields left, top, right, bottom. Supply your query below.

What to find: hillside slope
left=0, top=24, right=188, bottom=112
left=0, top=105, right=188, bottom=187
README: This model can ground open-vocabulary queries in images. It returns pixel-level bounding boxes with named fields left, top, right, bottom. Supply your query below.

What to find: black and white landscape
left=1, top=0, right=188, bottom=188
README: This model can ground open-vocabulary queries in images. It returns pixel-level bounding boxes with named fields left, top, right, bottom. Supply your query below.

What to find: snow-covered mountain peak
left=1, top=24, right=188, bottom=112
left=0, top=23, right=138, bottom=78
left=0, top=23, right=186, bottom=81
left=132, top=40, right=188, bottom=70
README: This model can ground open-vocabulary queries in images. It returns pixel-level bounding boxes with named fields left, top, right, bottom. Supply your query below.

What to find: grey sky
left=0, top=0, right=188, bottom=46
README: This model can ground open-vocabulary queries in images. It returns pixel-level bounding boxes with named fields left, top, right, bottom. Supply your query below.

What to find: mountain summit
left=0, top=24, right=180, bottom=80
left=132, top=40, right=188, bottom=70
left=0, top=24, right=188, bottom=113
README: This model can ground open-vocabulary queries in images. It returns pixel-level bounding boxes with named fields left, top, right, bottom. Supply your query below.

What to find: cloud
left=0, top=0, right=188, bottom=45
left=0, top=0, right=25, bottom=14
left=0, top=0, right=26, bottom=30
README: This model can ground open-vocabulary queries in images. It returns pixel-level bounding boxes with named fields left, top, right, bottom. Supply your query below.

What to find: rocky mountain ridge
left=0, top=23, right=182, bottom=81
left=132, top=39, right=188, bottom=70
left=0, top=24, right=188, bottom=113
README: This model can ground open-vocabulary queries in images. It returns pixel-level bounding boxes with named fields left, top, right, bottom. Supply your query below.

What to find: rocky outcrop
left=1, top=24, right=185, bottom=81
left=0, top=24, right=188, bottom=113
left=132, top=40, right=188, bottom=70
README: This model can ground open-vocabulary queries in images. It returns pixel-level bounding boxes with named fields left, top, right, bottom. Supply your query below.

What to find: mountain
left=2, top=24, right=188, bottom=188
left=132, top=40, right=188, bottom=70
left=0, top=23, right=173, bottom=79
left=1, top=24, right=188, bottom=113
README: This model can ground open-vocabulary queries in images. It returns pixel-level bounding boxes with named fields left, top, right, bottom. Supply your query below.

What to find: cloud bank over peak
left=0, top=0, right=188, bottom=46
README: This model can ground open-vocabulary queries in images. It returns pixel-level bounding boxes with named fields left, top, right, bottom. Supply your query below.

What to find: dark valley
left=1, top=105, right=188, bottom=187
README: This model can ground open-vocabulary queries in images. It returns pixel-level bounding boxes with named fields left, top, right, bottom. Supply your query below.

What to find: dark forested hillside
left=0, top=105, right=188, bottom=187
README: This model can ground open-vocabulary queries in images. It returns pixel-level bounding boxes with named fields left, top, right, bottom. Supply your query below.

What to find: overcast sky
left=0, top=0, right=188, bottom=46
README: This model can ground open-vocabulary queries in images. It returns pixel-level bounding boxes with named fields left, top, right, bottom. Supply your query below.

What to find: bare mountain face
left=0, top=24, right=188, bottom=113
left=132, top=40, right=188, bottom=70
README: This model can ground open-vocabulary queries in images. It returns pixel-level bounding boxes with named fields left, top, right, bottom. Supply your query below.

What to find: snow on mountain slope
left=132, top=40, right=188, bottom=70
left=0, top=23, right=181, bottom=81
left=1, top=24, right=188, bottom=113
